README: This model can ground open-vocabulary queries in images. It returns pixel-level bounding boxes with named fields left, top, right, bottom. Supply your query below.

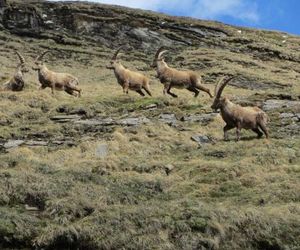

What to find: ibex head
left=151, top=47, right=168, bottom=68
left=211, top=76, right=235, bottom=111
left=32, top=50, right=51, bottom=71
left=15, top=51, right=29, bottom=73
left=106, top=46, right=125, bottom=70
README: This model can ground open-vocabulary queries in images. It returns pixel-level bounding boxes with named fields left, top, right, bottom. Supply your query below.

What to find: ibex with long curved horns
left=2, top=51, right=28, bottom=91
left=151, top=47, right=213, bottom=98
left=32, top=51, right=81, bottom=97
left=211, top=76, right=269, bottom=141
left=106, top=47, right=152, bottom=97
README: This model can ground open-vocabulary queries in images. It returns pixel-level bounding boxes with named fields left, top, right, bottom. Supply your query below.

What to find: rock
left=279, top=113, right=300, bottom=122
left=2, top=4, right=42, bottom=34
left=164, top=164, right=174, bottom=176
left=25, top=140, right=48, bottom=147
left=4, top=140, right=24, bottom=149
left=50, top=115, right=81, bottom=123
left=127, top=28, right=173, bottom=48
left=263, top=99, right=300, bottom=111
left=95, top=143, right=108, bottom=159
left=75, top=119, right=102, bottom=126
left=159, top=113, right=177, bottom=125
left=280, top=113, right=295, bottom=119
left=0, top=0, right=228, bottom=50
left=0, top=0, right=7, bottom=8
left=28, top=132, right=50, bottom=139
left=51, top=140, right=65, bottom=145
left=229, top=76, right=286, bottom=90
left=205, top=150, right=227, bottom=158
left=160, top=22, right=227, bottom=38
left=180, top=113, right=216, bottom=124
left=75, top=117, right=150, bottom=126
left=69, top=107, right=88, bottom=116
left=56, top=105, right=69, bottom=113
left=118, top=117, right=150, bottom=126
left=265, top=93, right=294, bottom=100
left=75, top=118, right=115, bottom=126
left=191, top=135, right=214, bottom=145
left=25, top=204, right=39, bottom=211
left=143, top=104, right=157, bottom=110
left=51, top=140, right=76, bottom=147
left=279, top=123, right=300, bottom=136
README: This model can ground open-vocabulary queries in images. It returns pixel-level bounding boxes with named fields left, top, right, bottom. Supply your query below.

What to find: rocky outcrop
left=0, top=0, right=6, bottom=8
left=1, top=3, right=42, bottom=36
left=0, top=0, right=229, bottom=50
left=0, top=0, right=6, bottom=22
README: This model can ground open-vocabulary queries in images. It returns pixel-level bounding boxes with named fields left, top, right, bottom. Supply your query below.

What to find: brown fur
left=1, top=51, right=28, bottom=92
left=211, top=77, right=269, bottom=141
left=106, top=47, right=152, bottom=97
left=152, top=47, right=213, bottom=98
left=32, top=51, right=81, bottom=97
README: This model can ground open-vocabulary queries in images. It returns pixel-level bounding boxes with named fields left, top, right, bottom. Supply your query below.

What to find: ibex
left=106, top=47, right=152, bottom=97
left=32, top=51, right=81, bottom=97
left=151, top=47, right=213, bottom=98
left=2, top=51, right=28, bottom=91
left=211, top=77, right=269, bottom=141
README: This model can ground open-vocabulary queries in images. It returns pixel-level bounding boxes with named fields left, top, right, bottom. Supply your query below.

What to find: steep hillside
left=0, top=1, right=299, bottom=249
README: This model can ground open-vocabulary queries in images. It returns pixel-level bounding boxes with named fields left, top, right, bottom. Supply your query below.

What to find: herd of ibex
left=0, top=47, right=269, bottom=141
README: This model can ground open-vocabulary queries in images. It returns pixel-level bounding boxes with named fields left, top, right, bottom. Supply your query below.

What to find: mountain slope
left=0, top=1, right=299, bottom=249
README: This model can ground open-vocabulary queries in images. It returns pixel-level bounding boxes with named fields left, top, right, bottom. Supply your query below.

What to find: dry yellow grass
left=0, top=6, right=300, bottom=249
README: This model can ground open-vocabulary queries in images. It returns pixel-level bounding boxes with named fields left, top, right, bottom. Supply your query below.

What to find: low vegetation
left=0, top=0, right=299, bottom=249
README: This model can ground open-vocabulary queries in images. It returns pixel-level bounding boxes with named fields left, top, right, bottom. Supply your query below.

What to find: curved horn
left=35, top=50, right=51, bottom=62
left=216, top=76, right=235, bottom=98
left=214, top=77, right=225, bottom=97
left=158, top=50, right=168, bottom=60
left=15, top=51, right=25, bottom=64
left=154, top=47, right=166, bottom=60
left=112, top=46, right=125, bottom=60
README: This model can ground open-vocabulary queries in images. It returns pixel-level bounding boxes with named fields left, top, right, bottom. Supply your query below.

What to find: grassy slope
left=0, top=3, right=300, bottom=249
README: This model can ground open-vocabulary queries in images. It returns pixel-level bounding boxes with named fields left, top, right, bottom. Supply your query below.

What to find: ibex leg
left=224, top=124, right=234, bottom=141
left=136, top=89, right=145, bottom=96
left=258, top=123, right=269, bottom=139
left=252, top=128, right=263, bottom=138
left=142, top=85, right=152, bottom=96
left=123, top=82, right=129, bottom=94
left=187, top=86, right=199, bottom=97
left=236, top=123, right=242, bottom=141
left=164, top=83, right=177, bottom=98
left=195, top=82, right=213, bottom=98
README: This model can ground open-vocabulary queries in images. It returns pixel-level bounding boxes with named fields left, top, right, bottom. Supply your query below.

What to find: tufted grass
left=0, top=4, right=300, bottom=249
